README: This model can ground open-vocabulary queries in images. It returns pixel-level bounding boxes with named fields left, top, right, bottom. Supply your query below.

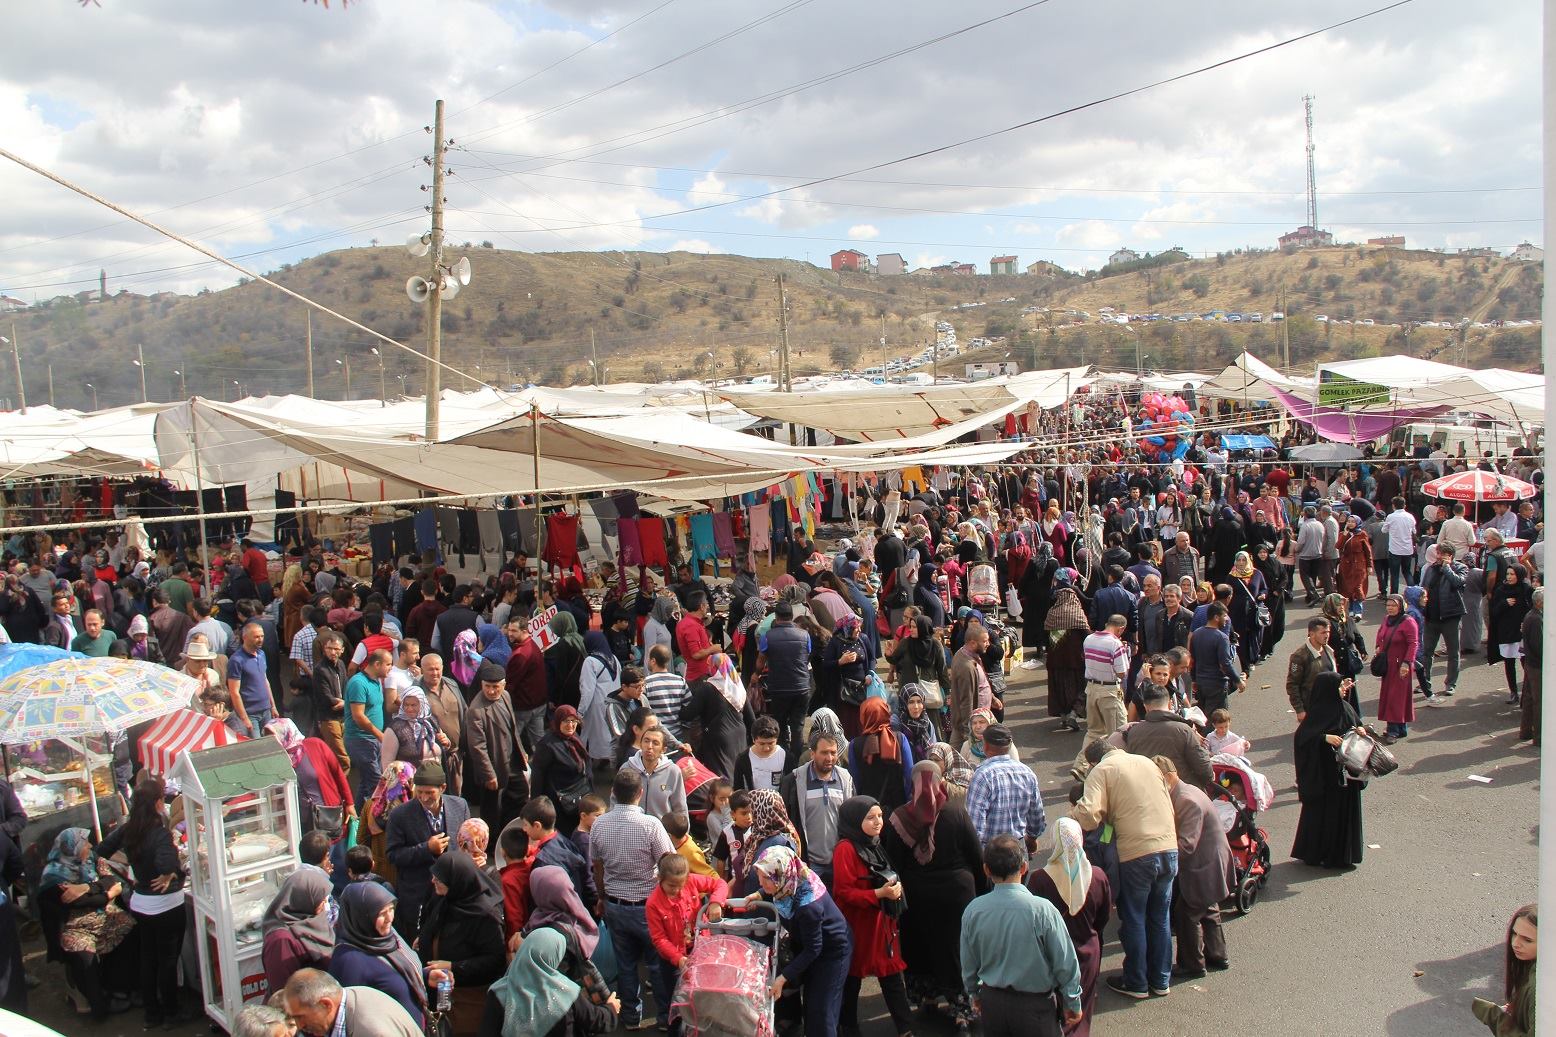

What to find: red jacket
left=301, top=738, right=353, bottom=810
left=647, top=873, right=728, bottom=966
left=500, top=854, right=537, bottom=940
left=831, top=839, right=905, bottom=979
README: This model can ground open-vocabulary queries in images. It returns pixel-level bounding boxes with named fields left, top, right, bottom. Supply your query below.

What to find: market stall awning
left=138, top=708, right=246, bottom=777
left=1220, top=434, right=1276, bottom=451
left=711, top=367, right=1094, bottom=442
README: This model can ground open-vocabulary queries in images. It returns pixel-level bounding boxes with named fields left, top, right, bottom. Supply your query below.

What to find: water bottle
left=436, top=976, right=452, bottom=1013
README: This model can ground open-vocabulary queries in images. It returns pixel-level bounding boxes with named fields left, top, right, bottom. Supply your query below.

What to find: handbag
left=310, top=803, right=345, bottom=841
left=1370, top=622, right=1396, bottom=678
left=1236, top=577, right=1270, bottom=627
left=840, top=677, right=868, bottom=706
left=912, top=677, right=944, bottom=710
left=1338, top=729, right=1399, bottom=779
left=870, top=865, right=907, bottom=919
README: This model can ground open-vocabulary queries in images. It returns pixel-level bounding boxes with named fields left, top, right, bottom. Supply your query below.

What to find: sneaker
left=1441, top=687, right=1456, bottom=698
left=1070, top=767, right=1086, bottom=782
left=1149, top=986, right=1171, bottom=998
left=1507, top=694, right=1521, bottom=705
left=1427, top=697, right=1448, bottom=708
left=1020, top=659, right=1041, bottom=670
left=1106, top=976, right=1149, bottom=1000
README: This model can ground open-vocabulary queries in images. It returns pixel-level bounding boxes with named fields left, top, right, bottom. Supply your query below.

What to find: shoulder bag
left=1338, top=729, right=1399, bottom=781
left=1236, top=577, right=1271, bottom=628
left=1370, top=624, right=1396, bottom=678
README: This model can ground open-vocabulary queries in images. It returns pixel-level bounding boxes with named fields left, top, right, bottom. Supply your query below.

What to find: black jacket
left=97, top=819, right=183, bottom=897
left=1420, top=562, right=1467, bottom=622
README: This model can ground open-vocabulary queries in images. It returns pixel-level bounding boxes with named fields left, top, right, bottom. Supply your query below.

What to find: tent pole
left=531, top=406, right=544, bottom=575
left=85, top=752, right=102, bottom=840
left=187, top=398, right=211, bottom=577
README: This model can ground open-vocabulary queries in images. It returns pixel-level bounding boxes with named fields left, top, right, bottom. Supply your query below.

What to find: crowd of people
left=0, top=396, right=1543, bottom=1036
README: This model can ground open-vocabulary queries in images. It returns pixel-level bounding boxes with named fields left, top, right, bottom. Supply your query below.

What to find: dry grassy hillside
left=4, top=244, right=1539, bottom=410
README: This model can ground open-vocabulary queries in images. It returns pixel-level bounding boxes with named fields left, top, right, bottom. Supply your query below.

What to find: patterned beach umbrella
left=0, top=657, right=198, bottom=743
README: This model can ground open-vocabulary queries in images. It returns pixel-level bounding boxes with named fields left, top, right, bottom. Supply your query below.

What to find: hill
left=3, top=244, right=1540, bottom=410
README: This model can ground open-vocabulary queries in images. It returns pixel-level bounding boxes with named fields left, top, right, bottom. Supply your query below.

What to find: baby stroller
left=673, top=897, right=782, bottom=1037
left=1210, top=755, right=1273, bottom=915
left=967, top=563, right=1001, bottom=622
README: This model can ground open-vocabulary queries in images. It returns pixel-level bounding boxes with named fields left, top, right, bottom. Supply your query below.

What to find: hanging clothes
left=457, top=509, right=481, bottom=556
left=516, top=510, right=538, bottom=556
left=711, top=512, right=736, bottom=560
left=611, top=491, right=640, bottom=520
left=689, top=513, right=720, bottom=576
left=618, top=514, right=644, bottom=568
left=368, top=523, right=394, bottom=568
left=747, top=503, right=772, bottom=566
left=542, top=512, right=583, bottom=579
left=476, top=510, right=504, bottom=573
left=770, top=497, right=790, bottom=548
left=496, top=509, right=520, bottom=554
left=414, top=509, right=439, bottom=556
left=390, top=517, right=416, bottom=563
left=637, top=517, right=671, bottom=576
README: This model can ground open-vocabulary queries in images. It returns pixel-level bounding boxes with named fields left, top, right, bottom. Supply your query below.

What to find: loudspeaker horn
left=440, top=276, right=461, bottom=301
left=406, top=233, right=431, bottom=258
left=405, top=276, right=431, bottom=303
left=451, top=256, right=472, bottom=285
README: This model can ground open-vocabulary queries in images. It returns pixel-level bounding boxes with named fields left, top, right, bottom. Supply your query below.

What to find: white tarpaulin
left=712, top=367, right=1094, bottom=442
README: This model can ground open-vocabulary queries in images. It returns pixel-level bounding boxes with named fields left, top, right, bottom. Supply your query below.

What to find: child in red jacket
left=497, top=825, right=535, bottom=948
left=645, top=853, right=728, bottom=1033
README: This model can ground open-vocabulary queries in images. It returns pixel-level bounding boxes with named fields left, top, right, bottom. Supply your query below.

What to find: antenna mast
left=1303, top=94, right=1317, bottom=229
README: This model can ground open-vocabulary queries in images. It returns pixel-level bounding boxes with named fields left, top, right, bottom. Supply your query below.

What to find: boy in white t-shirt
left=735, top=715, right=786, bottom=791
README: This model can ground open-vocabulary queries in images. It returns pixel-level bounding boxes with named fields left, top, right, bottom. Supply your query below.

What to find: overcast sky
left=0, top=0, right=1541, bottom=300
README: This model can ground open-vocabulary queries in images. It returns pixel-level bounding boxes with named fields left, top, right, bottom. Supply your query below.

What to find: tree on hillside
left=830, top=341, right=861, bottom=368
left=642, top=360, right=667, bottom=382
left=732, top=346, right=754, bottom=375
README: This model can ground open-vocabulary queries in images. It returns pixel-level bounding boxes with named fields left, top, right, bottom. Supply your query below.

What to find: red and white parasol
left=1419, top=470, right=1537, bottom=503
left=137, top=708, right=245, bottom=777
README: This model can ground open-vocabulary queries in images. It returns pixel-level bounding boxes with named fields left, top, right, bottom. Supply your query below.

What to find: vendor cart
left=171, top=738, right=302, bottom=1032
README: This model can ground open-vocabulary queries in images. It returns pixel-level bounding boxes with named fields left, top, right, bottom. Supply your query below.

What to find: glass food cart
left=171, top=738, right=300, bottom=1031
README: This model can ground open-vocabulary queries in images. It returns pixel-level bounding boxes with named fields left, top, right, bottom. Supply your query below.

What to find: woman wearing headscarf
left=732, top=595, right=767, bottom=685
left=1252, top=541, right=1287, bottom=650
left=732, top=789, right=802, bottom=897
left=823, top=613, right=875, bottom=738
left=1320, top=593, right=1367, bottom=682
left=1207, top=506, right=1245, bottom=586
left=530, top=706, right=594, bottom=834
left=1026, top=818, right=1111, bottom=1037
left=364, top=761, right=418, bottom=883
left=478, top=622, right=512, bottom=668
left=640, top=593, right=678, bottom=663
left=547, top=610, right=588, bottom=710
left=281, top=562, right=311, bottom=652
left=1291, top=672, right=1367, bottom=870
left=1040, top=503, right=1070, bottom=564
left=832, top=796, right=912, bottom=1037
left=1226, top=550, right=1268, bottom=671
left=1376, top=593, right=1421, bottom=743
left=882, top=760, right=986, bottom=1031
left=847, top=698, right=914, bottom=813
left=418, top=851, right=508, bottom=1033
left=330, top=881, right=429, bottom=1026
left=38, top=828, right=134, bottom=1019
left=1044, top=577, right=1091, bottom=731
left=887, top=614, right=948, bottom=708
left=753, top=845, right=852, bottom=1037
left=578, top=630, right=622, bottom=769
left=266, top=718, right=354, bottom=845
left=1492, top=563, right=1535, bottom=705
left=681, top=651, right=752, bottom=779
left=924, top=742, right=975, bottom=805
left=1017, top=538, right=1059, bottom=664
left=380, top=688, right=447, bottom=770
left=260, top=868, right=335, bottom=992
left=1337, top=514, right=1374, bottom=616
left=479, top=927, right=617, bottom=1037
left=457, top=817, right=494, bottom=874
left=893, top=686, right=937, bottom=764
left=523, top=864, right=601, bottom=958
left=808, top=573, right=854, bottom=634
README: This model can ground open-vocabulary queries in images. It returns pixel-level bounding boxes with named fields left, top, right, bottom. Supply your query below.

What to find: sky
left=0, top=0, right=1542, bottom=302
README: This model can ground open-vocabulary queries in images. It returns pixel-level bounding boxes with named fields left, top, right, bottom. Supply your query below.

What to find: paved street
left=16, top=598, right=1539, bottom=1037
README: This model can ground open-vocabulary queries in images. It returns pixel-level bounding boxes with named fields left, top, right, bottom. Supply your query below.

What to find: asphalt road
left=17, top=596, right=1539, bottom=1036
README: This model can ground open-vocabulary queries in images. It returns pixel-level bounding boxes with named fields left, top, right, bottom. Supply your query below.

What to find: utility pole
left=46, top=364, right=54, bottom=408
left=342, top=357, right=352, bottom=399
left=136, top=342, right=147, bottom=402
left=1280, top=285, right=1291, bottom=369
left=376, top=350, right=387, bottom=403
left=305, top=310, right=314, bottom=398
left=880, top=314, right=888, bottom=380
left=424, top=98, right=448, bottom=440
left=777, top=273, right=794, bottom=443
left=589, top=328, right=599, bottom=385
left=8, top=322, right=24, bottom=414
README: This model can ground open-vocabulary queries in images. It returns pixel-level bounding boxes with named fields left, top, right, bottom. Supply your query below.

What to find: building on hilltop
left=989, top=255, right=1018, bottom=275
left=0, top=296, right=25, bottom=313
left=1511, top=242, right=1544, bottom=262
left=830, top=249, right=871, bottom=272
left=1278, top=226, right=1334, bottom=249
left=931, top=262, right=976, bottom=276
left=876, top=253, right=906, bottom=276
left=1366, top=235, right=1404, bottom=247
left=1108, top=248, right=1140, bottom=266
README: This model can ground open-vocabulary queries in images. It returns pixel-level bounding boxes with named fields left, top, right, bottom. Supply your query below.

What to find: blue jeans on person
left=1117, top=850, right=1178, bottom=993
left=346, top=737, right=382, bottom=810
left=1388, top=553, right=1412, bottom=594
left=1386, top=720, right=1408, bottom=738
left=245, top=707, right=274, bottom=741
left=656, top=957, right=684, bottom=1034
left=606, top=900, right=669, bottom=1026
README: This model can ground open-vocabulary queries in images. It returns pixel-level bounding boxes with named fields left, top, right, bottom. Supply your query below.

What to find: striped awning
left=138, top=708, right=245, bottom=777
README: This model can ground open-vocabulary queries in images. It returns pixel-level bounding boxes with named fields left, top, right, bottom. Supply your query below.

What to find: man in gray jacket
left=779, top=732, right=855, bottom=887
left=1419, top=542, right=1468, bottom=702
left=1119, top=683, right=1215, bottom=790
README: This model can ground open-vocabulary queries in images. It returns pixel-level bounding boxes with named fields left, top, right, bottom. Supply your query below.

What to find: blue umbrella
left=0, top=644, right=82, bottom=683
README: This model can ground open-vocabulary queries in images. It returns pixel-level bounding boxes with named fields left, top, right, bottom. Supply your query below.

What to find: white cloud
left=686, top=171, right=729, bottom=207
left=1055, top=221, right=1122, bottom=250
left=670, top=239, right=724, bottom=254
left=847, top=224, right=878, bottom=240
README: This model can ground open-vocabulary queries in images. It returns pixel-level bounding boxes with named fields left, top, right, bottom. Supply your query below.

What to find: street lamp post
left=133, top=343, right=147, bottom=402
left=173, top=369, right=186, bottom=398
left=85, top=382, right=97, bottom=410
left=371, top=347, right=386, bottom=404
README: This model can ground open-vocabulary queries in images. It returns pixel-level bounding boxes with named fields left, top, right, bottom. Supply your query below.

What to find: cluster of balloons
left=1137, top=392, right=1196, bottom=460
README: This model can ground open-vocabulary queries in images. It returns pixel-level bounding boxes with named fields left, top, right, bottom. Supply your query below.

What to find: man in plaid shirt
left=966, top=724, right=1046, bottom=853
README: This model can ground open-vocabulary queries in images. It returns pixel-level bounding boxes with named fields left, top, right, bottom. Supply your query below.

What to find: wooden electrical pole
left=424, top=98, right=447, bottom=440
left=136, top=342, right=147, bottom=402
left=777, top=273, right=794, bottom=443
left=47, top=364, right=54, bottom=408
left=590, top=328, right=599, bottom=385
left=8, top=322, right=24, bottom=413
left=1280, top=286, right=1291, bottom=369
left=305, top=310, right=315, bottom=398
